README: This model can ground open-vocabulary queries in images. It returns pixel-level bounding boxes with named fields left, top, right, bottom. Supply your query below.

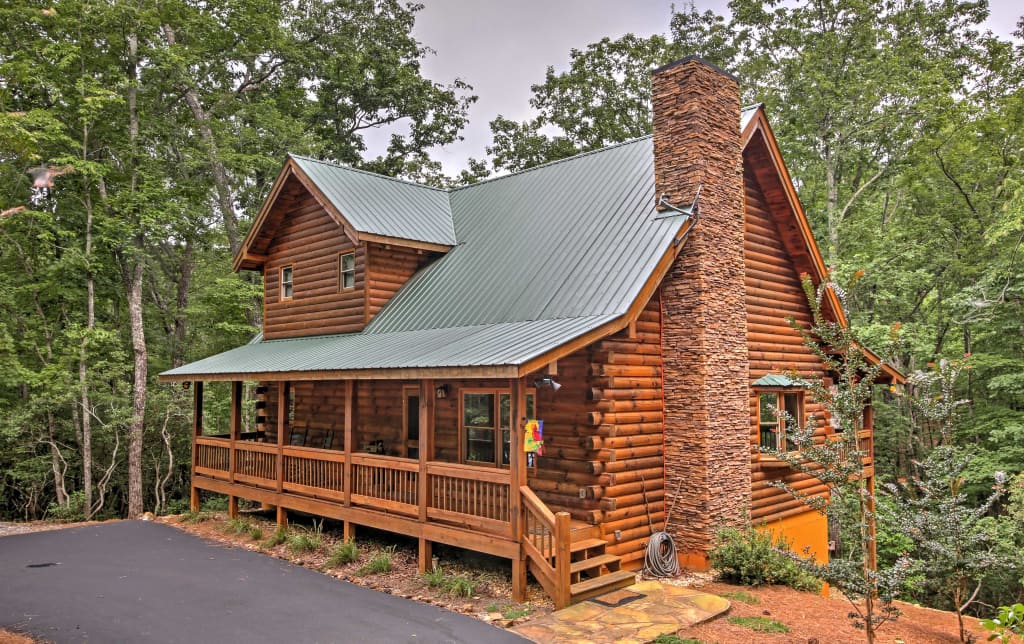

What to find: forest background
left=1, top=0, right=1021, bottom=616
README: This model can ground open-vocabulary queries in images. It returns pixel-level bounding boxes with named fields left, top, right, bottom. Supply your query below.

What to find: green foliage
left=501, top=605, right=530, bottom=620
left=726, top=616, right=790, bottom=633
left=446, top=575, right=475, bottom=598
left=45, top=491, right=86, bottom=523
left=325, top=539, right=359, bottom=568
left=287, top=520, right=323, bottom=554
left=980, top=604, right=1024, bottom=642
left=260, top=525, right=289, bottom=549
left=423, top=565, right=447, bottom=588
left=710, top=526, right=821, bottom=592
left=358, top=546, right=396, bottom=575
left=721, top=590, right=759, bottom=605
left=651, top=634, right=705, bottom=644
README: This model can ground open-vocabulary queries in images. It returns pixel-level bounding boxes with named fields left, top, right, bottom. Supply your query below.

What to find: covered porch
left=183, top=376, right=632, bottom=607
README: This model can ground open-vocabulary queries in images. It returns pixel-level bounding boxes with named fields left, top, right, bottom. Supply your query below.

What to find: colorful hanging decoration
left=523, top=419, right=544, bottom=455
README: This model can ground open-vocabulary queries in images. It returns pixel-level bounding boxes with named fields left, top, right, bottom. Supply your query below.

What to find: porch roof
left=160, top=314, right=617, bottom=381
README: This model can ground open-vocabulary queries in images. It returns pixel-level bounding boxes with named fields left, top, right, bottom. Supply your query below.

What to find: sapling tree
left=892, top=361, right=1008, bottom=643
left=761, top=273, right=908, bottom=644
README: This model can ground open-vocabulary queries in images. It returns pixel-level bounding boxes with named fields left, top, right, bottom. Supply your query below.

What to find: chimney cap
left=652, top=55, right=739, bottom=83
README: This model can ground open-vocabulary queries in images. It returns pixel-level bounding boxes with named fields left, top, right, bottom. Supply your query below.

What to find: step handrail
left=520, top=486, right=571, bottom=608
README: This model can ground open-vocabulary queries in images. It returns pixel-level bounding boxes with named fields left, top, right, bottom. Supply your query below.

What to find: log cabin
left=159, top=56, right=900, bottom=608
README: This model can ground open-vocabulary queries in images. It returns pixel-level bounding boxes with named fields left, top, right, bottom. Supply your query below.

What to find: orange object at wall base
left=757, top=510, right=830, bottom=596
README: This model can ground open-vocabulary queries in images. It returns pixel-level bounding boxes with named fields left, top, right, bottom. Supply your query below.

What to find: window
left=758, top=391, right=802, bottom=452
left=339, top=252, right=355, bottom=290
left=461, top=389, right=535, bottom=467
left=280, top=265, right=293, bottom=300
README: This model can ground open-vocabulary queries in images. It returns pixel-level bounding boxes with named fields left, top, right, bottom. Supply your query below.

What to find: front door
left=403, top=387, right=420, bottom=459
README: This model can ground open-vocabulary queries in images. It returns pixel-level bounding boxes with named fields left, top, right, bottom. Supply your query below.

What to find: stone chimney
left=654, top=56, right=750, bottom=568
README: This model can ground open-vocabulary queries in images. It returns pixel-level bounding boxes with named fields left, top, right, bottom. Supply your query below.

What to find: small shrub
left=182, top=510, right=212, bottom=524
left=326, top=540, right=359, bottom=568
left=358, top=546, right=395, bottom=575
left=651, top=635, right=705, bottom=644
left=423, top=566, right=447, bottom=588
left=163, top=497, right=190, bottom=516
left=224, top=517, right=253, bottom=536
left=447, top=575, right=475, bottom=598
left=727, top=616, right=790, bottom=633
left=246, top=524, right=263, bottom=541
left=710, top=526, right=821, bottom=592
left=201, top=496, right=228, bottom=512
left=45, top=491, right=87, bottom=523
left=501, top=605, right=531, bottom=620
left=980, top=603, right=1024, bottom=642
left=288, top=520, right=324, bottom=554
left=721, top=590, right=759, bottom=605
left=261, top=525, right=289, bottom=548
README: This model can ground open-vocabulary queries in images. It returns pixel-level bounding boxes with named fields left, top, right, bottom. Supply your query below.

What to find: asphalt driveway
left=0, top=520, right=528, bottom=644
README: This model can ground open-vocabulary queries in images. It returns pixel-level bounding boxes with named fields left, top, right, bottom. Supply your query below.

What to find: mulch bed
left=679, top=581, right=989, bottom=643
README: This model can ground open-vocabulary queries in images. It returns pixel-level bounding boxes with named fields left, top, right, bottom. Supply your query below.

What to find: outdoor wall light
left=435, top=384, right=450, bottom=399
left=182, top=381, right=191, bottom=390
left=534, top=376, right=562, bottom=392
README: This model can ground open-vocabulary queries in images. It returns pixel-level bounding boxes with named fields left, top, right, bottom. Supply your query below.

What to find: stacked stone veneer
left=654, top=57, right=750, bottom=564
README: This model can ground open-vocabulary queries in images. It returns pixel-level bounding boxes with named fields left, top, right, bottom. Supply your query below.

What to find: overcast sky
left=367, top=0, right=1023, bottom=176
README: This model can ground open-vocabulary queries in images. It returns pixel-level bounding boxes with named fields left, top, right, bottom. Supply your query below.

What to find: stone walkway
left=512, top=580, right=730, bottom=644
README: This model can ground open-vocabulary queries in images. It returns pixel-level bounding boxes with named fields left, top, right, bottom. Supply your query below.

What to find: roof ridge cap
left=287, top=153, right=450, bottom=193
left=449, top=135, right=653, bottom=193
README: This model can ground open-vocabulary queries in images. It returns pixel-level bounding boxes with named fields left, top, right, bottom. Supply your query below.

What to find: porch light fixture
left=534, top=376, right=561, bottom=392
left=182, top=381, right=191, bottom=390
left=435, top=384, right=450, bottom=399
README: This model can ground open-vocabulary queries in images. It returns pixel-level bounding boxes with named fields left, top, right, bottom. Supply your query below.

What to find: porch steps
left=566, top=530, right=636, bottom=604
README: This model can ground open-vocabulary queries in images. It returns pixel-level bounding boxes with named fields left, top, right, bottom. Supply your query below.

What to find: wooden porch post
left=228, top=380, right=242, bottom=518
left=417, top=379, right=435, bottom=573
left=343, top=380, right=356, bottom=541
left=190, top=381, right=203, bottom=512
left=276, top=381, right=289, bottom=528
left=510, top=376, right=529, bottom=602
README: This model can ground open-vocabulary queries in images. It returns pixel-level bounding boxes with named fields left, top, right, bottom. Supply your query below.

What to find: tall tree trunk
left=126, top=28, right=146, bottom=519
left=160, top=23, right=241, bottom=256
left=171, top=243, right=193, bottom=368
left=80, top=128, right=96, bottom=518
left=46, top=412, right=68, bottom=506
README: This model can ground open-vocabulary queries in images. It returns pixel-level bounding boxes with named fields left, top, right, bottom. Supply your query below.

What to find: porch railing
left=193, top=437, right=512, bottom=536
left=521, top=485, right=571, bottom=607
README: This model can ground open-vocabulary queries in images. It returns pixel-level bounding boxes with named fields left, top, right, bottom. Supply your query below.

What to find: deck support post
left=343, top=380, right=356, bottom=541
left=276, top=381, right=289, bottom=528
left=510, top=376, right=529, bottom=600
left=417, top=379, right=435, bottom=573
left=228, top=380, right=242, bottom=518
left=190, top=381, right=203, bottom=512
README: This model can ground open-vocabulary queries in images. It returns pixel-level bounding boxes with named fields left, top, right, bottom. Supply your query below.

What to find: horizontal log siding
left=530, top=296, right=665, bottom=567
left=263, top=190, right=365, bottom=339
left=743, top=167, right=837, bottom=523
left=364, top=242, right=435, bottom=323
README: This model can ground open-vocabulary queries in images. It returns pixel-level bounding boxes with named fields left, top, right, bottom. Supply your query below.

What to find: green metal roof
left=290, top=155, right=457, bottom=247
left=164, top=135, right=702, bottom=379
left=752, top=374, right=807, bottom=388
left=162, top=315, right=618, bottom=379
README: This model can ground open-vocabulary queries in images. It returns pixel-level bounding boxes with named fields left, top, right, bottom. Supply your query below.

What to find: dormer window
left=340, top=252, right=355, bottom=290
left=281, top=265, right=293, bottom=300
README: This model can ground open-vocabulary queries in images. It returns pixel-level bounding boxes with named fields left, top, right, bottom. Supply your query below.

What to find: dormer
left=236, top=155, right=455, bottom=339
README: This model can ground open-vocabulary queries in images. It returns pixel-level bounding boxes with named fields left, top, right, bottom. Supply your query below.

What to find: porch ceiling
left=159, top=314, right=617, bottom=381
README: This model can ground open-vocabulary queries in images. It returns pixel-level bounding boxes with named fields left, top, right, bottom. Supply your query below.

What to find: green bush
left=287, top=523, right=323, bottom=554
left=710, top=526, right=822, bottom=592
left=423, top=565, right=447, bottom=588
left=447, top=575, right=475, bottom=598
left=45, top=491, right=87, bottom=523
left=325, top=539, right=359, bottom=568
left=980, top=603, right=1024, bottom=642
left=358, top=546, right=396, bottom=575
left=260, top=525, right=289, bottom=548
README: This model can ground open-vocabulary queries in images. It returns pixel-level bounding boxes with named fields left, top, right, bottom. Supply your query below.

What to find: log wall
left=743, top=165, right=836, bottom=524
left=263, top=189, right=366, bottom=339
left=364, top=242, right=435, bottom=322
